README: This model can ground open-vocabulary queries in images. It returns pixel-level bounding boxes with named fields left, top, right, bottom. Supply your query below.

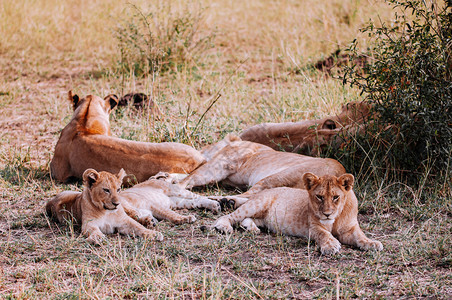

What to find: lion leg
left=337, top=224, right=383, bottom=251
left=117, top=217, right=163, bottom=241
left=122, top=201, right=158, bottom=227
left=150, top=204, right=197, bottom=225
left=246, top=168, right=304, bottom=195
left=209, top=168, right=304, bottom=209
left=213, top=198, right=269, bottom=234
left=179, top=158, right=235, bottom=189
left=46, top=191, right=80, bottom=224
left=240, top=218, right=261, bottom=233
left=169, top=194, right=221, bottom=214
left=308, top=225, right=342, bottom=255
left=163, top=185, right=221, bottom=213
left=208, top=195, right=250, bottom=209
left=82, top=223, right=106, bottom=245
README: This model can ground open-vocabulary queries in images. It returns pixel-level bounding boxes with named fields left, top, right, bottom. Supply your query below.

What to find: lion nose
left=323, top=212, right=332, bottom=218
left=112, top=202, right=119, bottom=207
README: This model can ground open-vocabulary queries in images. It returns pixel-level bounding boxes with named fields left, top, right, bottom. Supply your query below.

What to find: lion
left=50, top=91, right=205, bottom=183
left=239, top=102, right=372, bottom=155
left=46, top=168, right=163, bottom=244
left=178, top=134, right=346, bottom=207
left=119, top=172, right=221, bottom=226
left=212, top=172, right=383, bottom=255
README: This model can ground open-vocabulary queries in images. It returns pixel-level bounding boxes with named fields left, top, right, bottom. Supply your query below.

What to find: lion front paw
left=361, top=239, right=383, bottom=251
left=213, top=217, right=233, bottom=234
left=143, top=230, right=164, bottom=241
left=86, top=232, right=105, bottom=245
left=320, top=238, right=341, bottom=255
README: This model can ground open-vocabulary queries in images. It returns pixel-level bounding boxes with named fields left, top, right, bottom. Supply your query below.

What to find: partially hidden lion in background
left=239, top=102, right=372, bottom=155
left=212, top=172, right=383, bottom=255
left=50, top=91, right=205, bottom=183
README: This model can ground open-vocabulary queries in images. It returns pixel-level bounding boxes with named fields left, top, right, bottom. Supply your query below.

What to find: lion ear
left=83, top=169, right=100, bottom=188
left=68, top=90, right=80, bottom=110
left=117, top=168, right=126, bottom=183
left=338, top=174, right=354, bottom=191
left=303, top=172, right=319, bottom=191
left=322, top=119, right=337, bottom=130
left=104, top=94, right=119, bottom=110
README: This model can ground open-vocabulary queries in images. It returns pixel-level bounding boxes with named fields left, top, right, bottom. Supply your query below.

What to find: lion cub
left=119, top=172, right=221, bottom=226
left=46, top=169, right=163, bottom=244
left=213, top=173, right=383, bottom=255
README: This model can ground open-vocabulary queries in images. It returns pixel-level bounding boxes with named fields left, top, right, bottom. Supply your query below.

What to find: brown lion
left=212, top=172, right=383, bottom=255
left=50, top=91, right=205, bottom=183
left=46, top=168, right=163, bottom=244
left=239, top=102, right=371, bottom=155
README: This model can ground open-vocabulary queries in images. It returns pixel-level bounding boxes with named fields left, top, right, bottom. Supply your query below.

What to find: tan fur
left=179, top=134, right=346, bottom=206
left=119, top=172, right=221, bottom=225
left=239, top=102, right=372, bottom=155
left=213, top=173, right=383, bottom=255
left=50, top=91, right=205, bottom=183
left=46, top=169, right=163, bottom=244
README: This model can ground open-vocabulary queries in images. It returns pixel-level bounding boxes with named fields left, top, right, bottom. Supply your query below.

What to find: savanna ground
left=0, top=0, right=450, bottom=298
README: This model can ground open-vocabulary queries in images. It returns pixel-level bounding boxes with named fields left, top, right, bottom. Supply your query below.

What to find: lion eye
left=117, top=188, right=121, bottom=193
left=316, top=195, right=324, bottom=202
left=103, top=188, right=110, bottom=194
left=333, top=195, right=339, bottom=202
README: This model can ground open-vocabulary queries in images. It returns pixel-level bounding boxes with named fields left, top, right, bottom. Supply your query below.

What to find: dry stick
left=190, top=58, right=250, bottom=138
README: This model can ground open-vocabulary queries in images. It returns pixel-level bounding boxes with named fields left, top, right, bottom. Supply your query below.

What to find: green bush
left=340, top=0, right=451, bottom=185
left=116, top=2, right=215, bottom=76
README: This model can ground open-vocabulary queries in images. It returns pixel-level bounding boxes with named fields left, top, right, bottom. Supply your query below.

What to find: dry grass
left=0, top=0, right=451, bottom=298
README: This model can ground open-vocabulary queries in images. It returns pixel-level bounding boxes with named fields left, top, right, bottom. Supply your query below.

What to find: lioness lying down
left=46, top=168, right=163, bottom=244
left=50, top=91, right=205, bottom=183
left=212, top=172, right=383, bottom=255
left=239, top=102, right=371, bottom=155
left=179, top=134, right=346, bottom=207
left=46, top=170, right=221, bottom=243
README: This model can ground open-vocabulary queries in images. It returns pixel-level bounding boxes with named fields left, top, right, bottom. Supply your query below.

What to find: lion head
left=82, top=168, right=126, bottom=210
left=68, top=90, right=119, bottom=136
left=303, top=172, right=354, bottom=225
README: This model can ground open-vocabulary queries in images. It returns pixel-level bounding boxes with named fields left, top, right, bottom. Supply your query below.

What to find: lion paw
left=174, top=215, right=197, bottom=225
left=219, top=198, right=236, bottom=211
left=213, top=217, right=233, bottom=234
left=362, top=240, right=383, bottom=251
left=320, top=238, right=341, bottom=255
left=141, top=216, right=158, bottom=227
left=209, top=201, right=221, bottom=214
left=186, top=215, right=197, bottom=223
left=241, top=218, right=260, bottom=234
left=86, top=232, right=105, bottom=245
left=144, top=230, right=164, bottom=241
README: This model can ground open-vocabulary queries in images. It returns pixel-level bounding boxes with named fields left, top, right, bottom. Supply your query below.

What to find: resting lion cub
left=213, top=173, right=383, bottom=255
left=46, top=169, right=163, bottom=244
left=119, top=172, right=221, bottom=226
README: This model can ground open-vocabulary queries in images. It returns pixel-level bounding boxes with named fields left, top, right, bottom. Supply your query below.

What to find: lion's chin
left=320, top=219, right=335, bottom=225
left=103, top=204, right=117, bottom=210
